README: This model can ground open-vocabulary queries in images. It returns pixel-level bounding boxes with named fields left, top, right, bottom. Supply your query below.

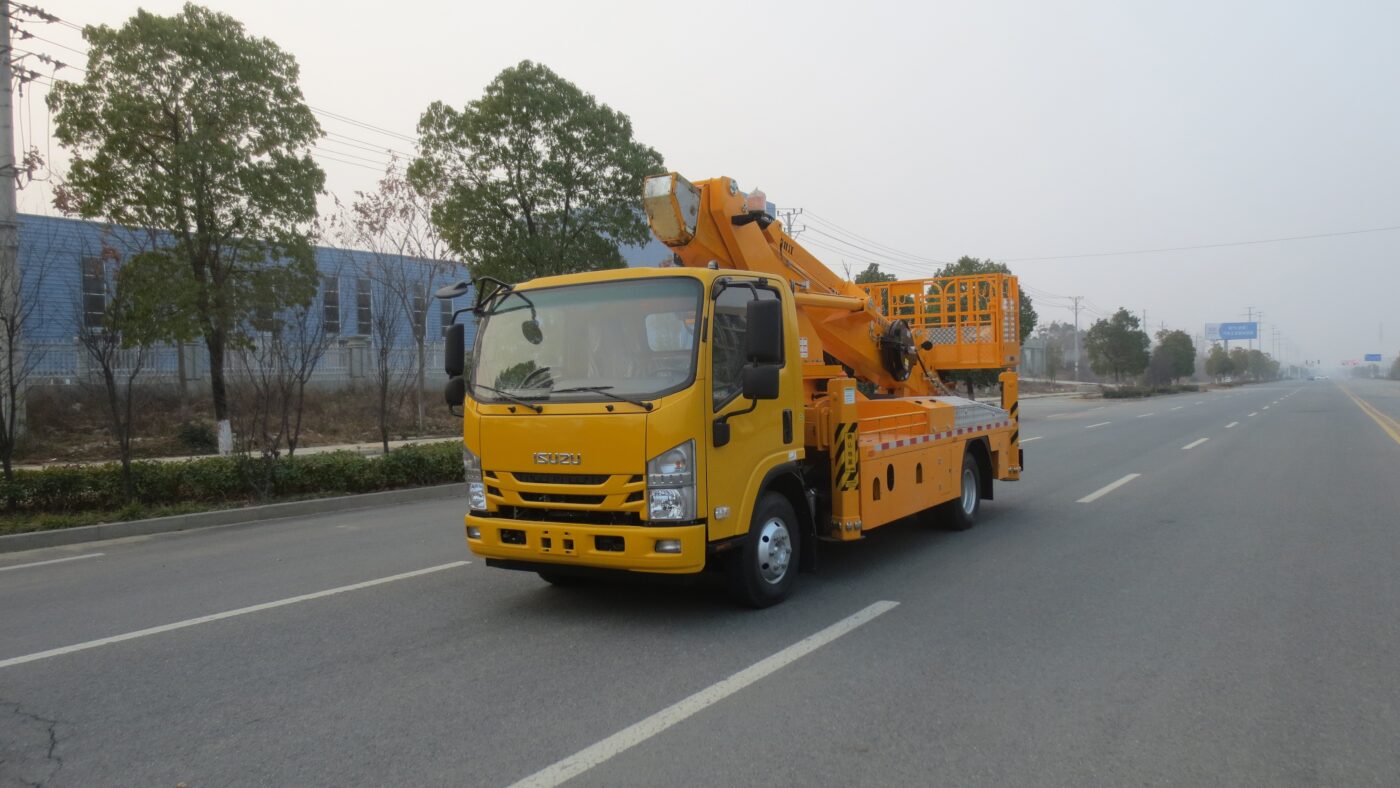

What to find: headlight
left=463, top=444, right=487, bottom=511
left=647, top=440, right=695, bottom=521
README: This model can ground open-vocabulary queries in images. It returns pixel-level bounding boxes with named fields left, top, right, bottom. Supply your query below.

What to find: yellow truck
left=437, top=173, right=1023, bottom=606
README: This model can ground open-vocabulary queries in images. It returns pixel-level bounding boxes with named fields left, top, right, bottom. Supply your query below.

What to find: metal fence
left=26, top=339, right=450, bottom=388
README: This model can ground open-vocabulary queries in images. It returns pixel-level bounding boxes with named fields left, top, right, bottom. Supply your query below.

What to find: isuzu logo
left=533, top=452, right=582, bottom=465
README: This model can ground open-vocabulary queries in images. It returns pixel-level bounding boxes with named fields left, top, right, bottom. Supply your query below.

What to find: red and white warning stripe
left=869, top=420, right=1012, bottom=454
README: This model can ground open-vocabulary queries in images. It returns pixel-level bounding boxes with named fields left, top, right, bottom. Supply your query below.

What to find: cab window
left=711, top=285, right=781, bottom=411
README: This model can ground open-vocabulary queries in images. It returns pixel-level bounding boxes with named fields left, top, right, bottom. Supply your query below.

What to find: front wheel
left=727, top=493, right=800, bottom=608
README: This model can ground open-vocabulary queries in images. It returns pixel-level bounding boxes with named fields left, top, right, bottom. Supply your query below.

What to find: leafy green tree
left=931, top=256, right=1038, bottom=398
left=49, top=3, right=324, bottom=454
left=854, top=263, right=898, bottom=284
left=1084, top=308, right=1149, bottom=382
left=1228, top=347, right=1251, bottom=379
left=1204, top=345, right=1233, bottom=381
left=1151, top=329, right=1196, bottom=383
left=1045, top=340, right=1064, bottom=382
left=410, top=61, right=664, bottom=284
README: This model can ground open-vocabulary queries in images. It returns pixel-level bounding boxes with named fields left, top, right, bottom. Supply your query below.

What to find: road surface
left=2, top=379, right=1398, bottom=787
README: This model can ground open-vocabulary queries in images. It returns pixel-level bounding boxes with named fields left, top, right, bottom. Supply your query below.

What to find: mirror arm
left=715, top=397, right=759, bottom=427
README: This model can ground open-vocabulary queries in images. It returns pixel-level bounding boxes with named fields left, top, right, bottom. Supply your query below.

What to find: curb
left=0, top=483, right=466, bottom=554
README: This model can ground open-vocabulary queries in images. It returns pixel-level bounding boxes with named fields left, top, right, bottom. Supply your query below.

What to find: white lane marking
left=1085, top=421, right=1111, bottom=429
left=1248, top=412, right=1258, bottom=417
left=1136, top=413, right=1155, bottom=418
left=1077, top=474, right=1142, bottom=503
left=1194, top=401, right=1204, bottom=405
left=0, top=553, right=105, bottom=573
left=0, top=562, right=469, bottom=670
left=1262, top=406, right=1270, bottom=410
left=1019, top=436, right=1044, bottom=443
left=1170, top=406, right=1184, bottom=411
left=1225, top=421, right=1239, bottom=429
left=1089, top=406, right=1106, bottom=411
left=508, top=600, right=900, bottom=788
left=1181, top=438, right=1210, bottom=450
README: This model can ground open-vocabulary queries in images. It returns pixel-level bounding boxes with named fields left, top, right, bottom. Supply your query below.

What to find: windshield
left=472, top=277, right=702, bottom=404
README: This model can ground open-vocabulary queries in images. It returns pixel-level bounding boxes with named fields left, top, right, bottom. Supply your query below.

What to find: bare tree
left=74, top=246, right=149, bottom=503
left=275, top=299, right=334, bottom=455
left=365, top=264, right=416, bottom=453
left=0, top=223, right=54, bottom=482
left=348, top=157, right=462, bottom=431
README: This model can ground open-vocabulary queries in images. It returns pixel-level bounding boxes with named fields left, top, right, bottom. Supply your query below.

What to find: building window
left=322, top=276, right=340, bottom=335
left=356, top=277, right=372, bottom=335
left=439, top=297, right=454, bottom=339
left=412, top=282, right=428, bottom=335
left=81, top=257, right=106, bottom=328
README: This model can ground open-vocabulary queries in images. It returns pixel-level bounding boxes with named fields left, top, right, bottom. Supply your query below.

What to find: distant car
left=1307, top=375, right=1315, bottom=381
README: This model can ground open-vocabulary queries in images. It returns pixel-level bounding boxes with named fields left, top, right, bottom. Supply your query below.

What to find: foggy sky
left=27, top=1, right=1400, bottom=367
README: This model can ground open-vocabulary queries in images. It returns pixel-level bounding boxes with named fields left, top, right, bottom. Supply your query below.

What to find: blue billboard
left=1364, top=353, right=1382, bottom=362
left=1217, top=322, right=1258, bottom=340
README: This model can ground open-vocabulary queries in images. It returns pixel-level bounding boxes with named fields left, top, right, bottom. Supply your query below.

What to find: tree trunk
left=416, top=338, right=426, bottom=432
left=206, top=328, right=232, bottom=455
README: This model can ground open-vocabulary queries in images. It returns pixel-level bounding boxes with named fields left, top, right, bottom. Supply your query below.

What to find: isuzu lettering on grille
left=533, top=452, right=582, bottom=465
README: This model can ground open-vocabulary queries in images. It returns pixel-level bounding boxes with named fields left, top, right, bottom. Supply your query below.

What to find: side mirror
left=745, top=298, right=782, bottom=364
left=435, top=280, right=471, bottom=300
left=445, top=375, right=466, bottom=407
left=742, top=365, right=780, bottom=400
left=445, top=323, right=465, bottom=377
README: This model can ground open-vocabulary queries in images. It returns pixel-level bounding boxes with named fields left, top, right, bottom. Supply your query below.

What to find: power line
left=804, top=209, right=953, bottom=266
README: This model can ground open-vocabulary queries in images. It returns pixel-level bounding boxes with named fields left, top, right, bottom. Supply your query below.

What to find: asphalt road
left=3, top=379, right=1399, bottom=787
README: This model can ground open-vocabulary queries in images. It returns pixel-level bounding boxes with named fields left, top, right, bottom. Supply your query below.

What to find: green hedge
left=0, top=441, right=463, bottom=515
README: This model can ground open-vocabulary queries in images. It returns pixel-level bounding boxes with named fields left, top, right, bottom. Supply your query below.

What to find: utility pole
left=777, top=207, right=805, bottom=240
left=0, top=0, right=22, bottom=438
left=1071, top=296, right=1083, bottom=381
left=1242, top=306, right=1259, bottom=352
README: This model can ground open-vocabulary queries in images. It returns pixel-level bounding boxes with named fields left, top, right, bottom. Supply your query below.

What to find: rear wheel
left=937, top=450, right=981, bottom=531
left=727, top=493, right=800, bottom=608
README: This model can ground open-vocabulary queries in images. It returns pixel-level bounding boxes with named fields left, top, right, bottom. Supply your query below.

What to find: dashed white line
left=0, top=553, right=105, bottom=573
left=1248, top=412, right=1258, bottom=417
left=1136, top=413, right=1155, bottom=418
left=1225, top=421, right=1239, bottom=429
left=1077, top=474, right=1142, bottom=503
left=507, top=600, right=901, bottom=788
left=1019, top=436, right=1044, bottom=443
left=1263, top=406, right=1270, bottom=410
left=0, top=561, right=469, bottom=670
left=1181, top=438, right=1210, bottom=450
left=1085, top=421, right=1111, bottom=429
left=1170, top=406, right=1184, bottom=411
left=1194, top=401, right=1204, bottom=405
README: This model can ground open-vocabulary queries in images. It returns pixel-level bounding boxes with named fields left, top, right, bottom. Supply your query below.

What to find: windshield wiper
left=468, top=382, right=544, bottom=413
left=551, top=386, right=654, bottom=411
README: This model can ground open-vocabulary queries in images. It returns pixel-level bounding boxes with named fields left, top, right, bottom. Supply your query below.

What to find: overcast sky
left=23, top=1, right=1400, bottom=367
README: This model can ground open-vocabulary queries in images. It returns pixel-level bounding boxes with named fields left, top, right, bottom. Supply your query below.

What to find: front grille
left=497, top=506, right=644, bottom=527
left=519, top=492, right=605, bottom=505
left=512, top=472, right=609, bottom=485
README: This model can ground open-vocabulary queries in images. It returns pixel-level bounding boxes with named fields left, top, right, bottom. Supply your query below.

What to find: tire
left=537, top=570, right=587, bottom=587
left=727, top=493, right=801, bottom=608
left=937, top=450, right=982, bottom=531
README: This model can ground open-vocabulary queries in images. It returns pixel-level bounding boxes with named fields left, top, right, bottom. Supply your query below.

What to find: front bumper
left=465, top=514, right=707, bottom=574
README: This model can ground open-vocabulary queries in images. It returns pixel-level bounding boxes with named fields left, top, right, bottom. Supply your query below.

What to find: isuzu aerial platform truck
left=438, top=172, right=1023, bottom=606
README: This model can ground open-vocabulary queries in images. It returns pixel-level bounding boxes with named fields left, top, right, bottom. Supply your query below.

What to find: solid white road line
left=508, top=600, right=900, bottom=788
left=1225, top=421, right=1239, bottom=429
left=1077, top=474, right=1142, bottom=503
left=1085, top=421, right=1111, bottom=429
left=0, top=561, right=469, bottom=670
left=1181, top=438, right=1210, bottom=450
left=0, top=553, right=105, bottom=573
left=1136, top=413, right=1155, bottom=418
left=1248, top=412, right=1258, bottom=417
left=1019, top=436, right=1044, bottom=443
left=1171, top=406, right=1184, bottom=411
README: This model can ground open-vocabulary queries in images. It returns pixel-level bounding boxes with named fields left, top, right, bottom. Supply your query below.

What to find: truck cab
left=458, top=266, right=808, bottom=600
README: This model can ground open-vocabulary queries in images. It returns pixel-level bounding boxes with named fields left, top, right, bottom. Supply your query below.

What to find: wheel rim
left=960, top=468, right=977, bottom=515
left=756, top=517, right=793, bottom=584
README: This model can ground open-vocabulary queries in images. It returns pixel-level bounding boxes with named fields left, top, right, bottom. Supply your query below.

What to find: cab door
left=705, top=283, right=794, bottom=542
